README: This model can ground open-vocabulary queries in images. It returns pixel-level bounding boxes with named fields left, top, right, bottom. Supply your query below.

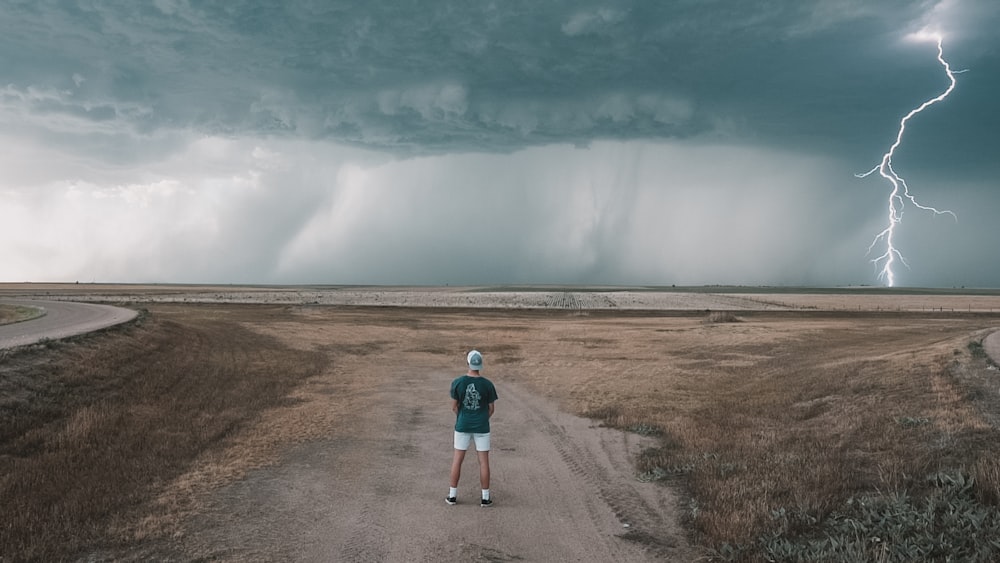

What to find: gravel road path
left=0, top=299, right=137, bottom=349
left=171, top=370, right=690, bottom=561
left=984, top=330, right=1000, bottom=366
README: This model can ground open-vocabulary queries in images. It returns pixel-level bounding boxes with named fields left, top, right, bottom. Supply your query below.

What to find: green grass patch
left=0, top=304, right=44, bottom=325
left=969, top=340, right=988, bottom=360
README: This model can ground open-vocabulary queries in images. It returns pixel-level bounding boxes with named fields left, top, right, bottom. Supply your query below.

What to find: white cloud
left=0, top=127, right=988, bottom=286
left=274, top=140, right=865, bottom=285
left=914, top=0, right=999, bottom=47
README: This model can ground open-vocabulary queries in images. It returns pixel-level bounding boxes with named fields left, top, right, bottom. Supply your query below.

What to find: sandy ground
left=164, top=372, right=686, bottom=561
left=111, top=301, right=697, bottom=562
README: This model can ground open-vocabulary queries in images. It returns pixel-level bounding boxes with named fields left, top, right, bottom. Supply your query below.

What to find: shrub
left=968, top=340, right=987, bottom=360
left=707, top=311, right=741, bottom=323
left=718, top=471, right=1000, bottom=562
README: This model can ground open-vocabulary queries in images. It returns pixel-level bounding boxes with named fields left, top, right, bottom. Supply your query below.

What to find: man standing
left=447, top=350, right=498, bottom=507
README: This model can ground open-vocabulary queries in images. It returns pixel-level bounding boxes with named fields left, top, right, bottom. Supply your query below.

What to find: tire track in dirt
left=502, top=380, right=685, bottom=558
left=165, top=366, right=691, bottom=561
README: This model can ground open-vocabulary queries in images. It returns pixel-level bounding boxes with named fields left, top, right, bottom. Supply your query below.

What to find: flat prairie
left=2, top=285, right=1000, bottom=562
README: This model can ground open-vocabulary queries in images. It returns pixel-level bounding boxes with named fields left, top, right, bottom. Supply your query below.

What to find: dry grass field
left=0, top=306, right=327, bottom=561
left=3, top=287, right=1000, bottom=561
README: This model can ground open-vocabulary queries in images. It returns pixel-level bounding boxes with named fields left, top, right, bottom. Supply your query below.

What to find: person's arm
left=488, top=402, right=495, bottom=418
left=452, top=399, right=460, bottom=415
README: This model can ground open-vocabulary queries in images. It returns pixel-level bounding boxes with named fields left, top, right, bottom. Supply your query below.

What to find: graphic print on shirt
left=463, top=383, right=481, bottom=411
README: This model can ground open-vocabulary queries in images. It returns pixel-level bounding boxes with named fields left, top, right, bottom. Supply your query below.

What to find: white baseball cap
left=467, top=350, right=483, bottom=371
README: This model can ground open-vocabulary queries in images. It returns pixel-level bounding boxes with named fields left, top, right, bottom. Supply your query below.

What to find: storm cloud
left=1, top=1, right=997, bottom=286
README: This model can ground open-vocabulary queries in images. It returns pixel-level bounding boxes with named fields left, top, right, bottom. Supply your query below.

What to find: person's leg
left=450, top=449, right=466, bottom=488
left=473, top=433, right=492, bottom=498
left=451, top=431, right=473, bottom=489
left=448, top=433, right=472, bottom=503
left=476, top=450, right=490, bottom=490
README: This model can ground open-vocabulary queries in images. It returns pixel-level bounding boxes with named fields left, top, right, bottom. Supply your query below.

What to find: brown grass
left=2, top=302, right=1000, bottom=561
left=488, top=310, right=1000, bottom=559
left=0, top=306, right=326, bottom=561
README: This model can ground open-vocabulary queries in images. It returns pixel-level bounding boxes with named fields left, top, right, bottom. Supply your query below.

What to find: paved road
left=0, top=299, right=138, bottom=350
left=985, top=330, right=1000, bottom=367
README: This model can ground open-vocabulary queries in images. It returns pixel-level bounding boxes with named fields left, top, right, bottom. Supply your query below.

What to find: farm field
left=2, top=285, right=1000, bottom=561
left=5, top=283, right=1000, bottom=312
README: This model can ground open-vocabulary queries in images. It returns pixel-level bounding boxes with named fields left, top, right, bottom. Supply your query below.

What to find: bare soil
left=3, top=285, right=1000, bottom=562
left=132, top=305, right=692, bottom=562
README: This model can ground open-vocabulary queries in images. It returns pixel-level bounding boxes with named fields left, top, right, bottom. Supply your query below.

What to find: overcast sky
left=1, top=0, right=997, bottom=287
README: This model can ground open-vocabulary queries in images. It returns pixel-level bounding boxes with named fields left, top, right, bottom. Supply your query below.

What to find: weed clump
left=897, top=416, right=932, bottom=428
left=707, top=311, right=741, bottom=323
left=968, top=340, right=987, bottom=360
left=626, top=423, right=663, bottom=436
left=716, top=471, right=1000, bottom=562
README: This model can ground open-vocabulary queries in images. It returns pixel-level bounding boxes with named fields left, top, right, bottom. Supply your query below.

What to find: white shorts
left=454, top=431, right=491, bottom=452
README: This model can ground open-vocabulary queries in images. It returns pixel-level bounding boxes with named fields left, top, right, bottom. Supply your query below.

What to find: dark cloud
left=0, top=1, right=997, bottom=287
left=3, top=0, right=994, bottom=157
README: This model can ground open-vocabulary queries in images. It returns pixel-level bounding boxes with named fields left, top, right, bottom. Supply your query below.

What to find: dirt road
left=985, top=330, right=1000, bottom=366
left=8, top=291, right=1000, bottom=561
left=169, top=368, right=688, bottom=561
left=0, top=299, right=137, bottom=349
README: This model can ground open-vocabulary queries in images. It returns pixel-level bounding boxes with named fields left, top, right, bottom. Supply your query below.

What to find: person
left=446, top=349, right=498, bottom=507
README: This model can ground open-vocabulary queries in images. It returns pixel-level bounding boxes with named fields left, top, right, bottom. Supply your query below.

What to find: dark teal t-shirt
left=450, top=374, right=498, bottom=433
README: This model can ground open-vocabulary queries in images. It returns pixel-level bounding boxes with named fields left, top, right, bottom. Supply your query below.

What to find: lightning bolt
left=857, top=34, right=962, bottom=287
